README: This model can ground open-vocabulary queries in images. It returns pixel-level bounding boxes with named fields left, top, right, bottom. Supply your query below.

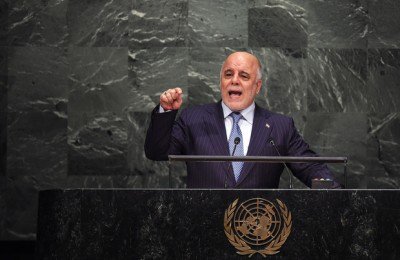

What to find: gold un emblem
left=224, top=198, right=292, bottom=257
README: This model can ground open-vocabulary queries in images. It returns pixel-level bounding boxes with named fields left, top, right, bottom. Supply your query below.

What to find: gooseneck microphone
left=269, top=138, right=293, bottom=189
left=225, top=137, right=241, bottom=188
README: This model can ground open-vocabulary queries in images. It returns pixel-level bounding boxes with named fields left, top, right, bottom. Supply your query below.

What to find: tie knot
left=230, top=112, right=242, bottom=124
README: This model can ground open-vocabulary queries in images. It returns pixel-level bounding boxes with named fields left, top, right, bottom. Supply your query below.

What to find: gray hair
left=256, top=65, right=262, bottom=80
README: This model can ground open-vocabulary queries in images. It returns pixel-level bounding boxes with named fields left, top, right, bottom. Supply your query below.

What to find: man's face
left=220, top=52, right=262, bottom=111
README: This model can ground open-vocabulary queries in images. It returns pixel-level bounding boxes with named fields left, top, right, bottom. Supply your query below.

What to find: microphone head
left=268, top=138, right=274, bottom=145
left=234, top=137, right=241, bottom=145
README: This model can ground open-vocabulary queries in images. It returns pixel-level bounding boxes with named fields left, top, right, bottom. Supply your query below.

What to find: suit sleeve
left=285, top=118, right=341, bottom=188
left=144, top=105, right=178, bottom=161
left=144, top=105, right=188, bottom=161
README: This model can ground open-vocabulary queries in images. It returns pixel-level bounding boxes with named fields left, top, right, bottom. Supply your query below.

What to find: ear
left=256, top=79, right=262, bottom=94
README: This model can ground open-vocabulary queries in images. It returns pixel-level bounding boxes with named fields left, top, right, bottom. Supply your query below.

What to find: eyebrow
left=224, top=68, right=251, bottom=74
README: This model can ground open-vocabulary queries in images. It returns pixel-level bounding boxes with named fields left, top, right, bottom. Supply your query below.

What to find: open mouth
left=228, top=90, right=242, bottom=98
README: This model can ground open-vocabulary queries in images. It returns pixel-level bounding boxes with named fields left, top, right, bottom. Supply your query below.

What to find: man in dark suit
left=145, top=51, right=339, bottom=188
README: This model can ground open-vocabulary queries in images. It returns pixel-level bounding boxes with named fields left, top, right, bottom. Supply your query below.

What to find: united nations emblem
left=224, top=198, right=292, bottom=257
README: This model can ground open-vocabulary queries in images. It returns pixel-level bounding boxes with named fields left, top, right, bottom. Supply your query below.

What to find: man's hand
left=160, top=87, right=183, bottom=110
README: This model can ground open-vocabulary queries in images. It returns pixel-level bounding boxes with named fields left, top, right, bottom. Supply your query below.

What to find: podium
left=36, top=189, right=400, bottom=258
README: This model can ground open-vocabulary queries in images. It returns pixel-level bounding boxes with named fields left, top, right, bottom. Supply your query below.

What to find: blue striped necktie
left=228, top=112, right=244, bottom=181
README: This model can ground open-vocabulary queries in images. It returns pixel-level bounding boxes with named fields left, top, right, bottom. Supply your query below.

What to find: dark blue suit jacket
left=145, top=102, right=337, bottom=188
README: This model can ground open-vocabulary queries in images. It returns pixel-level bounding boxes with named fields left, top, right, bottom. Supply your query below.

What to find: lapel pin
left=266, top=123, right=270, bottom=128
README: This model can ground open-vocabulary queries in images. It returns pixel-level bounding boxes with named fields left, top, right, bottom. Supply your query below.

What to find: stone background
left=0, top=0, right=399, bottom=241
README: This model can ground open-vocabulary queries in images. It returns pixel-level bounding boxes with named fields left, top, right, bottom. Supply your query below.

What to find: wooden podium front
left=36, top=189, right=400, bottom=259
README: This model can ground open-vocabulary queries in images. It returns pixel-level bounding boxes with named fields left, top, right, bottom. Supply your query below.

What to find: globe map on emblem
left=233, top=198, right=282, bottom=246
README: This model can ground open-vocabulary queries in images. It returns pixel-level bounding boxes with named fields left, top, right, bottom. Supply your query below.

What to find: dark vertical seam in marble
left=0, top=48, right=7, bottom=176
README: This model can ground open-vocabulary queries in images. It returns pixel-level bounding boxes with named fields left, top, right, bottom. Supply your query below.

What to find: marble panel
left=307, top=48, right=368, bottom=112
left=68, top=116, right=129, bottom=176
left=67, top=0, right=130, bottom=46
left=368, top=0, right=400, bottom=48
left=303, top=113, right=368, bottom=188
left=130, top=0, right=188, bottom=47
left=306, top=0, right=368, bottom=48
left=258, top=48, right=308, bottom=114
left=367, top=49, right=400, bottom=113
left=6, top=0, right=68, bottom=46
left=7, top=47, right=68, bottom=177
left=189, top=0, right=247, bottom=47
left=128, top=47, right=188, bottom=111
left=248, top=1, right=308, bottom=48
left=366, top=113, right=400, bottom=188
left=68, top=47, right=128, bottom=84
left=68, top=47, right=131, bottom=175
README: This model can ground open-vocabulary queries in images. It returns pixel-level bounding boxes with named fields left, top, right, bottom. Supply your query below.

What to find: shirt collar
left=221, top=101, right=255, bottom=125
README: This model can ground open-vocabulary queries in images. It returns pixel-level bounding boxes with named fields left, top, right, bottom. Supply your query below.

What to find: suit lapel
left=204, top=102, right=235, bottom=184
left=204, top=102, right=230, bottom=156
left=235, top=104, right=273, bottom=187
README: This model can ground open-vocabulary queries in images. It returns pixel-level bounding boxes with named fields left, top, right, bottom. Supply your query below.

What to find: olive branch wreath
left=224, top=198, right=292, bottom=257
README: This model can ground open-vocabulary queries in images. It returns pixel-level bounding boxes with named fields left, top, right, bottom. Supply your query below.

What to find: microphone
left=268, top=138, right=293, bottom=189
left=225, top=137, right=241, bottom=188
left=232, top=137, right=240, bottom=156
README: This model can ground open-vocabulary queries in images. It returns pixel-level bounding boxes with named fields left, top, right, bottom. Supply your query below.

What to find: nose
left=231, top=73, right=239, bottom=85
